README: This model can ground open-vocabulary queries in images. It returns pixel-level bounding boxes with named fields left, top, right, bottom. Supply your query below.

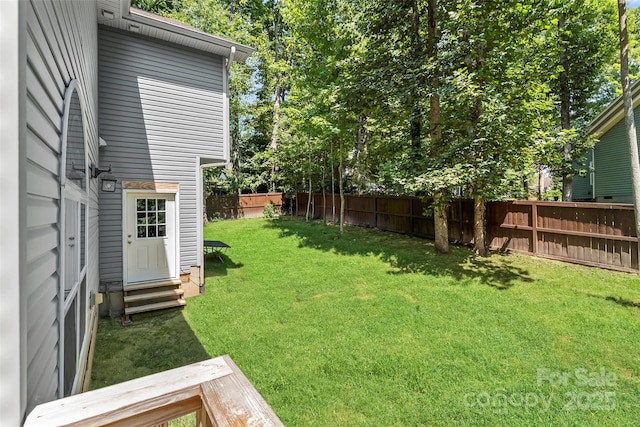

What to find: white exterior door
left=126, top=192, right=177, bottom=283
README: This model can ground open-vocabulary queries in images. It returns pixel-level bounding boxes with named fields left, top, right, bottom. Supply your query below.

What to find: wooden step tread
left=124, top=299, right=186, bottom=315
left=124, top=279, right=182, bottom=292
left=124, top=288, right=185, bottom=303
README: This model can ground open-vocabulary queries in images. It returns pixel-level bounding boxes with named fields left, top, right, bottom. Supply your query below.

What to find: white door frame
left=122, top=187, right=180, bottom=285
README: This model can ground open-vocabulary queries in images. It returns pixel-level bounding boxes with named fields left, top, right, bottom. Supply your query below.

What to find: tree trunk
left=474, top=194, right=487, bottom=257
left=468, top=33, right=486, bottom=256
left=322, top=162, right=326, bottom=225
left=305, top=144, right=312, bottom=222
left=354, top=115, right=368, bottom=193
left=618, top=0, right=640, bottom=266
left=231, top=105, right=242, bottom=196
left=428, top=0, right=448, bottom=253
left=538, top=165, right=544, bottom=200
left=269, top=3, right=283, bottom=193
left=433, top=201, right=448, bottom=253
left=305, top=176, right=312, bottom=222
left=270, top=83, right=281, bottom=193
left=339, top=139, right=345, bottom=235
left=410, top=102, right=421, bottom=160
left=409, top=0, right=422, bottom=160
left=434, top=201, right=448, bottom=253
left=562, top=175, right=572, bottom=202
left=331, top=140, right=336, bottom=223
left=559, top=14, right=573, bottom=201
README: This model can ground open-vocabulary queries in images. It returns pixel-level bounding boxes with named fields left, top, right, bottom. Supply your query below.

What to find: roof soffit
left=96, top=0, right=252, bottom=62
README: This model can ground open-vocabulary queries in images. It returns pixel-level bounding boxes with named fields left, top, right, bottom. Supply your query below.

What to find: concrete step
left=123, top=288, right=185, bottom=303
left=123, top=279, right=182, bottom=292
left=124, top=299, right=186, bottom=315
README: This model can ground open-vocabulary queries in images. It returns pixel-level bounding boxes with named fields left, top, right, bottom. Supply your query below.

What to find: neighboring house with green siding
left=573, top=80, right=640, bottom=203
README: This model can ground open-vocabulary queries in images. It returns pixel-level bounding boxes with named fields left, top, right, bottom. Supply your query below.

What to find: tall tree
left=427, top=0, right=449, bottom=254
left=268, top=0, right=286, bottom=192
left=358, top=0, right=431, bottom=173
left=282, top=0, right=363, bottom=231
left=440, top=0, right=552, bottom=255
left=545, top=0, right=617, bottom=201
left=618, top=0, right=640, bottom=264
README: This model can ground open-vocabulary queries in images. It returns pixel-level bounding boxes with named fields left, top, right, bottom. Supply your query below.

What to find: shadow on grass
left=91, top=309, right=211, bottom=389
left=204, top=252, right=243, bottom=279
left=584, top=294, right=640, bottom=309
left=266, top=217, right=533, bottom=289
left=605, top=296, right=640, bottom=308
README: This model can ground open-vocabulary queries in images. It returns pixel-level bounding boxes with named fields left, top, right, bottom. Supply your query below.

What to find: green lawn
left=92, top=217, right=640, bottom=426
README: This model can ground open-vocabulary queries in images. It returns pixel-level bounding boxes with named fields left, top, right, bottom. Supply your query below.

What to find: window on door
left=136, top=198, right=167, bottom=239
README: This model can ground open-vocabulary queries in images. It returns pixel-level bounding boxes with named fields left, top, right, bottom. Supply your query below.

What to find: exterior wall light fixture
left=91, top=163, right=117, bottom=192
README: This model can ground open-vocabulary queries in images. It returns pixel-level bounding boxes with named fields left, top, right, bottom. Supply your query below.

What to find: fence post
left=458, top=199, right=464, bottom=243
left=531, top=201, right=538, bottom=254
left=344, top=194, right=348, bottom=224
left=374, top=196, right=378, bottom=228
left=409, top=197, right=414, bottom=236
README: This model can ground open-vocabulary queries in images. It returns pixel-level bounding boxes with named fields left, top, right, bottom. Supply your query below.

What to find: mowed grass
left=93, top=217, right=640, bottom=426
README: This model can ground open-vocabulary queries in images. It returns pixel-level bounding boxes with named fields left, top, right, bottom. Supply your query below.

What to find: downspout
left=222, top=46, right=234, bottom=165
left=199, top=46, right=235, bottom=272
left=226, top=46, right=235, bottom=72
left=591, top=148, right=596, bottom=200
left=198, top=161, right=228, bottom=293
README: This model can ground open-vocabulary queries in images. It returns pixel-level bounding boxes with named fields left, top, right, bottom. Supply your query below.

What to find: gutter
left=115, top=0, right=253, bottom=63
left=200, top=161, right=229, bottom=168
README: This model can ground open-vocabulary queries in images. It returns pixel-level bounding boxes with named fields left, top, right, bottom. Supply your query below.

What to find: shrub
left=263, top=202, right=277, bottom=218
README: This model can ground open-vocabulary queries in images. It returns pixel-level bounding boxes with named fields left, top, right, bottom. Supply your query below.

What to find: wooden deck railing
left=24, top=356, right=284, bottom=427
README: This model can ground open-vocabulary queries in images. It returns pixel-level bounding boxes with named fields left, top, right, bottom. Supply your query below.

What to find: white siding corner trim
left=0, top=0, right=27, bottom=423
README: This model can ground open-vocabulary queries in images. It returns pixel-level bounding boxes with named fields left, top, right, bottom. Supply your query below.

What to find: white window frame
left=58, top=79, right=89, bottom=397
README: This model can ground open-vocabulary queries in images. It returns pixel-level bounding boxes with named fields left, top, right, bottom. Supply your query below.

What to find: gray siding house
left=0, top=0, right=251, bottom=424
left=573, top=80, right=640, bottom=203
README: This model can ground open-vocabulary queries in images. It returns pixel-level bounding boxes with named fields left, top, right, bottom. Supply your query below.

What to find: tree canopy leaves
left=134, top=0, right=631, bottom=203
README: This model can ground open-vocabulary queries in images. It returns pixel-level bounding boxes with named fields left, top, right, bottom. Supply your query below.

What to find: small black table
left=204, top=240, right=230, bottom=261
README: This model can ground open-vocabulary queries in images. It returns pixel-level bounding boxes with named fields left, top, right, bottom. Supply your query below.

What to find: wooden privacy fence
left=489, top=200, right=638, bottom=272
left=296, top=193, right=639, bottom=273
left=207, top=192, right=285, bottom=219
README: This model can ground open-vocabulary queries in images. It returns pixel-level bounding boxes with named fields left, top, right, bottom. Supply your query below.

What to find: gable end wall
left=98, top=26, right=226, bottom=284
